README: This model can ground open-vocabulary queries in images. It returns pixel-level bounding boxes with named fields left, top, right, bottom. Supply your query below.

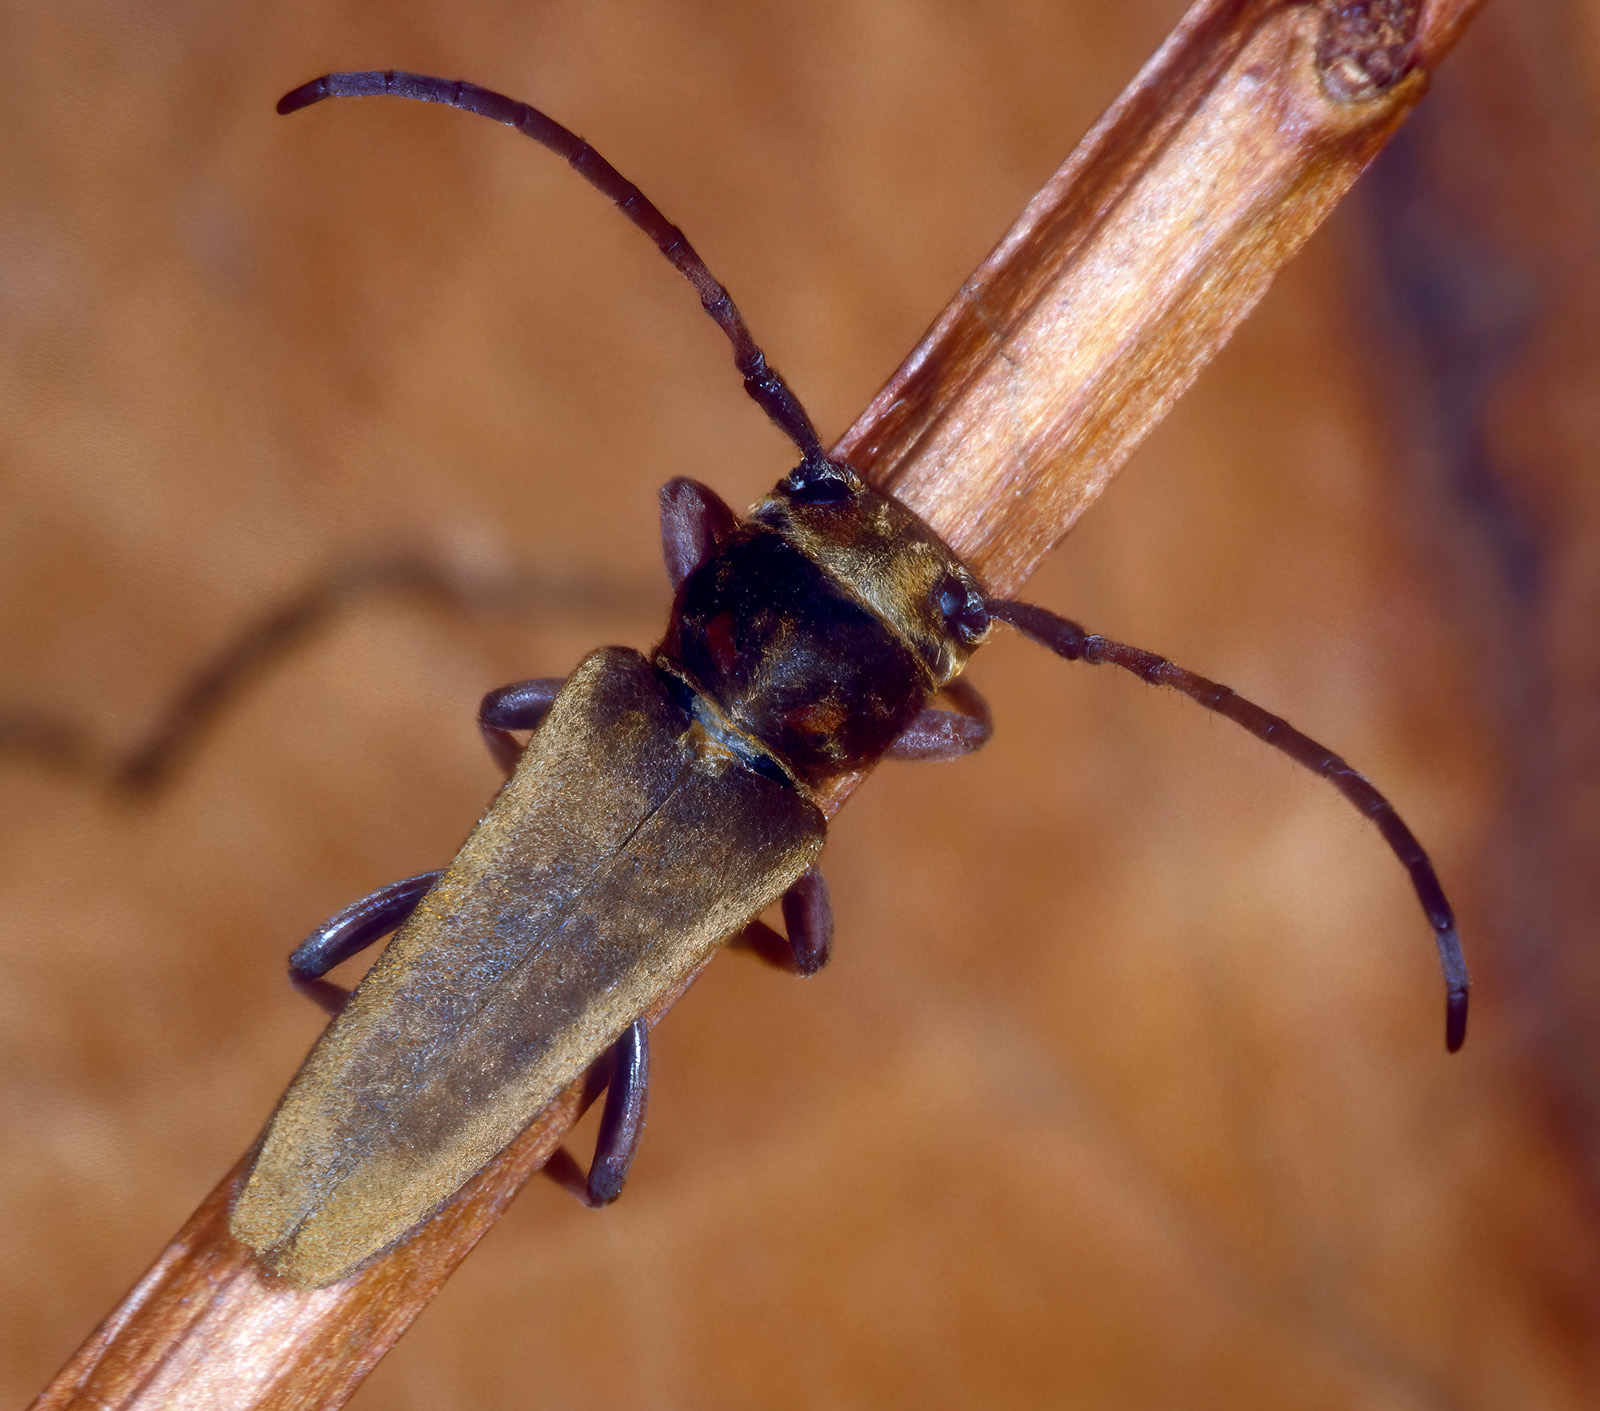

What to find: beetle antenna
left=277, top=71, right=828, bottom=467
left=988, top=598, right=1470, bottom=1053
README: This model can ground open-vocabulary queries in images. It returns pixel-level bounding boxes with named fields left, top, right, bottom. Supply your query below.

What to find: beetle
left=225, top=70, right=1469, bottom=1289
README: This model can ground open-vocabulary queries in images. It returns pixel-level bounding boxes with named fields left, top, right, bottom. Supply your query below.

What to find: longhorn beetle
left=232, top=70, right=1470, bottom=1289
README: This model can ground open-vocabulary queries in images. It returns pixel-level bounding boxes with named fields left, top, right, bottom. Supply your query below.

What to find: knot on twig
left=1316, top=0, right=1421, bottom=101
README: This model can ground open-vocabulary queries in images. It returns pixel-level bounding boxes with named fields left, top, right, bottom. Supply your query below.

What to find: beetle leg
left=287, top=871, right=442, bottom=1017
left=542, top=1020, right=651, bottom=1208
left=659, top=478, right=739, bottom=588
left=478, top=678, right=565, bottom=775
left=729, top=865, right=833, bottom=976
left=885, top=678, right=993, bottom=762
left=585, top=1020, right=650, bottom=1205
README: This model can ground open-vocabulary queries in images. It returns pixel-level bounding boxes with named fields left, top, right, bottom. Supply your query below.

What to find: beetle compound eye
left=933, top=575, right=989, bottom=647
left=785, top=460, right=856, bottom=505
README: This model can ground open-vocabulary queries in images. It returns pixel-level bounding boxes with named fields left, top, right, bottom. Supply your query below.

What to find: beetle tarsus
left=1441, top=931, right=1469, bottom=1053
left=988, top=597, right=1471, bottom=1052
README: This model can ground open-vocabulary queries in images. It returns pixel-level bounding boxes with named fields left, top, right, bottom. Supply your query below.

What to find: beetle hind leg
left=543, top=1020, right=651, bottom=1208
left=288, top=871, right=442, bottom=1018
left=729, top=865, right=833, bottom=976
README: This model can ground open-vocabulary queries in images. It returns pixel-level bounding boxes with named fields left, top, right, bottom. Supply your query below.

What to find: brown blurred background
left=3, top=1, right=1598, bottom=1406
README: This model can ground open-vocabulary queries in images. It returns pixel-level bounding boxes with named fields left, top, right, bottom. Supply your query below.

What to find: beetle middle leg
left=729, top=865, right=834, bottom=977
left=478, top=678, right=565, bottom=775
left=287, top=871, right=442, bottom=1017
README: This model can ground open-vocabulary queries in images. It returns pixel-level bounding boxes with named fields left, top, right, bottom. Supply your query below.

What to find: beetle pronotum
left=217, top=70, right=1469, bottom=1290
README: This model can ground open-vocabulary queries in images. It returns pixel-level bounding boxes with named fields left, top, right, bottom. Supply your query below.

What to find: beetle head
left=754, top=460, right=991, bottom=686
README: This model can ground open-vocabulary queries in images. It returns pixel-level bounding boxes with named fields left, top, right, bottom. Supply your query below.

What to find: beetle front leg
left=659, top=477, right=739, bottom=588
left=542, top=1019, right=651, bottom=1208
left=478, top=677, right=565, bottom=775
left=288, top=871, right=442, bottom=1017
left=884, top=678, right=992, bottom=762
left=729, top=866, right=833, bottom=976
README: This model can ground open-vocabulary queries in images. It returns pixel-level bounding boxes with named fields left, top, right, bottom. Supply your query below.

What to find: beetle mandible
left=232, top=70, right=1470, bottom=1289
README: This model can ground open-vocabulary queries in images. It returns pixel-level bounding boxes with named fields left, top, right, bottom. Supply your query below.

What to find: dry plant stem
left=842, top=0, right=1465, bottom=592
left=35, top=1107, right=583, bottom=1411
left=31, top=1, right=1485, bottom=1408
